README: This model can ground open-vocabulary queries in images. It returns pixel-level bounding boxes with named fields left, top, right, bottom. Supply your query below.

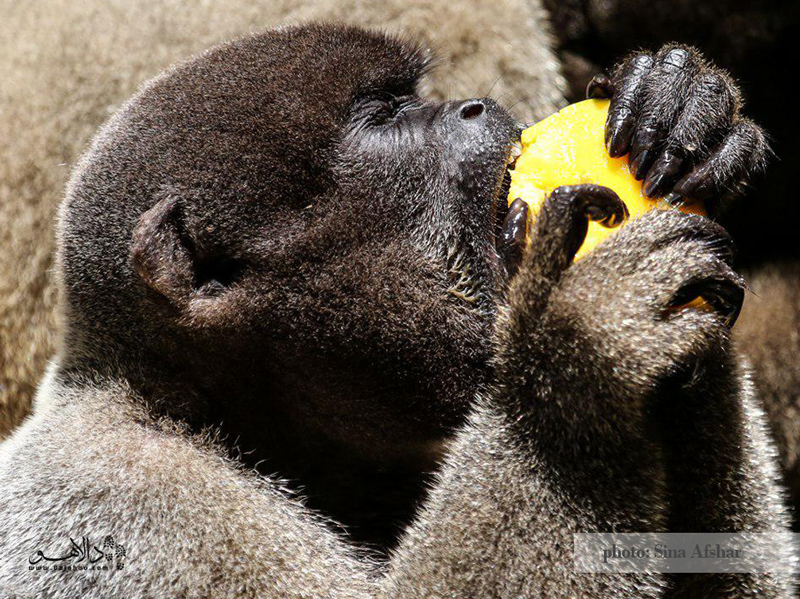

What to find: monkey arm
left=382, top=401, right=668, bottom=598
left=0, top=374, right=377, bottom=599
left=382, top=314, right=668, bottom=594
left=383, top=187, right=671, bottom=598
left=382, top=190, right=793, bottom=598
left=652, top=346, right=794, bottom=597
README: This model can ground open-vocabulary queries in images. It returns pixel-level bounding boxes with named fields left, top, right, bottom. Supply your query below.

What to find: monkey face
left=336, top=94, right=521, bottom=311
left=62, top=24, right=522, bottom=453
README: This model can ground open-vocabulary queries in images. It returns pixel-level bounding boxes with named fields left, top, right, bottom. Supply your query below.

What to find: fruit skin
left=508, top=99, right=705, bottom=260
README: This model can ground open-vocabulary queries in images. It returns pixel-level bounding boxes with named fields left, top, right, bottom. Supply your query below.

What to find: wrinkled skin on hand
left=587, top=46, right=768, bottom=209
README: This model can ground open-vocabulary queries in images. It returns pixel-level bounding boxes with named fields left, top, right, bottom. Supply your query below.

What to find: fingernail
left=643, top=171, right=665, bottom=197
left=674, top=166, right=716, bottom=200
left=631, top=149, right=651, bottom=180
left=629, top=126, right=659, bottom=175
left=584, top=205, right=605, bottom=221
left=663, top=191, right=685, bottom=206
left=590, top=202, right=629, bottom=228
left=607, top=120, right=633, bottom=158
left=501, top=199, right=529, bottom=277
left=502, top=199, right=528, bottom=246
left=643, top=151, right=684, bottom=197
left=586, top=75, right=612, bottom=99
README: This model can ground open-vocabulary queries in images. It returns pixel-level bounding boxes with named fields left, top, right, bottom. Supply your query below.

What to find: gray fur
left=0, top=25, right=794, bottom=598
left=0, top=0, right=565, bottom=440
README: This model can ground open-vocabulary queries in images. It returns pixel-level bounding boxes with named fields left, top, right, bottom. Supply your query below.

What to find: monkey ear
left=131, top=195, right=197, bottom=306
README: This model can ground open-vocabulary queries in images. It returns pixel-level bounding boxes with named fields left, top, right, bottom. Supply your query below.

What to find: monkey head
left=58, top=24, right=521, bottom=458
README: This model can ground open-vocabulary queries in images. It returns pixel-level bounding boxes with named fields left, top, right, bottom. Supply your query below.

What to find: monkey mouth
left=444, top=136, right=524, bottom=310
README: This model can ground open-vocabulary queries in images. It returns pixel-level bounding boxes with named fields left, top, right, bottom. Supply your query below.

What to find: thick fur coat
left=0, top=0, right=565, bottom=438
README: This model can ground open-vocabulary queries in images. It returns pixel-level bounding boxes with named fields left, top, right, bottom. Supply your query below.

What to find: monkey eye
left=354, top=93, right=420, bottom=127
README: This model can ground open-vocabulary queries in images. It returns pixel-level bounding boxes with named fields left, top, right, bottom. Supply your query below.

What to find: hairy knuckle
left=630, top=53, right=654, bottom=69
left=697, top=72, right=733, bottom=100
left=744, top=121, right=766, bottom=145
left=616, top=53, right=653, bottom=83
left=660, top=46, right=693, bottom=68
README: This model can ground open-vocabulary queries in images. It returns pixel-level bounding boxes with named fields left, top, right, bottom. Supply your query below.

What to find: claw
left=663, top=191, right=685, bottom=207
left=630, top=126, right=659, bottom=180
left=674, top=164, right=717, bottom=200
left=587, top=74, right=613, bottom=100
left=607, top=114, right=635, bottom=158
left=667, top=273, right=745, bottom=329
left=631, top=148, right=652, bottom=180
left=643, top=150, right=684, bottom=198
left=500, top=198, right=529, bottom=278
left=584, top=195, right=628, bottom=228
left=707, top=280, right=745, bottom=328
left=698, top=280, right=746, bottom=329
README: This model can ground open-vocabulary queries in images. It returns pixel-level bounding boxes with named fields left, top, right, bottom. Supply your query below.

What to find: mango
left=507, top=99, right=705, bottom=261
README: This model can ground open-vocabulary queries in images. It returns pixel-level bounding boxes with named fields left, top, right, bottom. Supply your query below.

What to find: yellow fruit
left=508, top=98, right=705, bottom=261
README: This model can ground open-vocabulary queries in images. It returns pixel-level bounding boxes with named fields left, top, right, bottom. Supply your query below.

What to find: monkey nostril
left=460, top=101, right=485, bottom=121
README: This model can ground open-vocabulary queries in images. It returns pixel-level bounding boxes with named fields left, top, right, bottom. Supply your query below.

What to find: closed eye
left=354, top=93, right=421, bottom=127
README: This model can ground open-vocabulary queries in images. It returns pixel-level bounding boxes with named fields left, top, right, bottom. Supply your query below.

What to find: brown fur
left=736, top=264, right=800, bottom=502
left=0, top=29, right=792, bottom=595
left=2, top=0, right=799, bottom=552
left=0, top=0, right=565, bottom=439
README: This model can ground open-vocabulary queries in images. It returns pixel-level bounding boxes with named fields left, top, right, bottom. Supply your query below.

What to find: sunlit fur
left=0, top=24, right=794, bottom=598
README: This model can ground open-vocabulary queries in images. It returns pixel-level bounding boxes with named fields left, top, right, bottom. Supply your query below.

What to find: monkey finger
left=513, top=185, right=622, bottom=313
left=650, top=212, right=736, bottom=266
left=650, top=240, right=746, bottom=336
left=573, top=184, right=629, bottom=228
left=587, top=210, right=735, bottom=284
left=500, top=198, right=529, bottom=278
left=606, top=53, right=653, bottom=158
left=628, top=47, right=701, bottom=181
left=529, top=185, right=625, bottom=274
left=667, top=270, right=746, bottom=329
left=618, top=216, right=739, bottom=310
left=643, top=69, right=739, bottom=199
left=642, top=150, right=684, bottom=198
left=586, top=73, right=613, bottom=100
left=672, top=118, right=769, bottom=204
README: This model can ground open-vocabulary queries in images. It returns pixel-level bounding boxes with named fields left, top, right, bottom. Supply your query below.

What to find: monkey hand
left=497, top=184, right=744, bottom=416
left=587, top=45, right=768, bottom=208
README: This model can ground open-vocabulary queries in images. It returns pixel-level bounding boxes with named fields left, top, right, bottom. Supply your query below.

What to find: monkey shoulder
left=0, top=376, right=373, bottom=598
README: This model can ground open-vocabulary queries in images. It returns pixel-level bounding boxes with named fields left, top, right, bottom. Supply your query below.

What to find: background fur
left=0, top=0, right=564, bottom=439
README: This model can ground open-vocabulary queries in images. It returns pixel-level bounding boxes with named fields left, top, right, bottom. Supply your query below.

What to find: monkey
left=0, top=24, right=793, bottom=598
left=540, top=0, right=800, bottom=524
left=4, top=8, right=800, bottom=540
left=3, top=0, right=800, bottom=535
left=0, top=0, right=564, bottom=441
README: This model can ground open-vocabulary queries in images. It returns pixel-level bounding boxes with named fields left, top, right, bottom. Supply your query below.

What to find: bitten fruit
left=508, top=98, right=705, bottom=260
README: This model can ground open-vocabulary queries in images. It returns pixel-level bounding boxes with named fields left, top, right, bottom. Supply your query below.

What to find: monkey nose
left=458, top=100, right=486, bottom=121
